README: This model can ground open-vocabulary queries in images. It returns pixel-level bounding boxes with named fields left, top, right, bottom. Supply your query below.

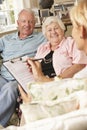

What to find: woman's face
left=45, top=22, right=64, bottom=46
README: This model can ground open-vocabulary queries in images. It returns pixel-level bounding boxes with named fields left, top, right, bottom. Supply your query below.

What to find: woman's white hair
left=42, top=16, right=66, bottom=35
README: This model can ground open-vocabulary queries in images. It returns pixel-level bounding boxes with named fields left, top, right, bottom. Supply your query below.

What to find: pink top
left=35, top=37, right=87, bottom=75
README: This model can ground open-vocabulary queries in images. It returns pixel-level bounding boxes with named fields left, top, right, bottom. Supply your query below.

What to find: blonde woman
left=70, top=0, right=87, bottom=55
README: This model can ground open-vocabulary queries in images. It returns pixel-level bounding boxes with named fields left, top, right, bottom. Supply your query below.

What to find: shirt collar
left=57, top=37, right=66, bottom=48
left=45, top=37, right=66, bottom=50
left=11, top=32, right=35, bottom=40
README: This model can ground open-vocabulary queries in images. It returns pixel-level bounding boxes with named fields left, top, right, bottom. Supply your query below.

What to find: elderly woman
left=27, top=16, right=87, bottom=82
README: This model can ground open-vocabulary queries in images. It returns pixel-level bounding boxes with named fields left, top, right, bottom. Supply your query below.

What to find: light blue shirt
left=0, top=31, right=46, bottom=80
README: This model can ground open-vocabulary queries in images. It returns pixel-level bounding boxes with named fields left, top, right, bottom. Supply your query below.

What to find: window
left=0, top=0, right=40, bottom=32
left=0, top=0, right=18, bottom=32
left=0, top=0, right=15, bottom=29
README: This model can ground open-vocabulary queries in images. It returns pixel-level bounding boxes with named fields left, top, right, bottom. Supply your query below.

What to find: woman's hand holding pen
left=27, top=58, right=45, bottom=82
left=27, top=58, right=53, bottom=82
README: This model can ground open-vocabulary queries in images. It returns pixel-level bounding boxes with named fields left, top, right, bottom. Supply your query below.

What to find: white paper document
left=3, top=57, right=35, bottom=93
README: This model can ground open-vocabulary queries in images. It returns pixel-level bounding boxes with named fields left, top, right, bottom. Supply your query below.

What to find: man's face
left=17, top=11, right=35, bottom=38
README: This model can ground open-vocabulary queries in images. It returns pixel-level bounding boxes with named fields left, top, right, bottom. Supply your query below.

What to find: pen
left=32, top=58, right=44, bottom=61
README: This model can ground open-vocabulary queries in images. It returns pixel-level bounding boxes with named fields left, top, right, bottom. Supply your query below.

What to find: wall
left=65, top=25, right=72, bottom=36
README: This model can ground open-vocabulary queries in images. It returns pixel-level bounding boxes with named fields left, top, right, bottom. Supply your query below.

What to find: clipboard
left=3, top=56, right=35, bottom=93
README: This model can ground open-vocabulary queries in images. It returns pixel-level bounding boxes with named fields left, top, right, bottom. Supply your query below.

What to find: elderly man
left=0, top=8, right=46, bottom=127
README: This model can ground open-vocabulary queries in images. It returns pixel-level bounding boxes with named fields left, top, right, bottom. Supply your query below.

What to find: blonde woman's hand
left=18, top=85, right=32, bottom=103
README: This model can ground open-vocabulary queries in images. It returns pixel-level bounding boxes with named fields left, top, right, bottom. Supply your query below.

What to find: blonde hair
left=42, top=16, right=66, bottom=35
left=70, top=0, right=87, bottom=30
